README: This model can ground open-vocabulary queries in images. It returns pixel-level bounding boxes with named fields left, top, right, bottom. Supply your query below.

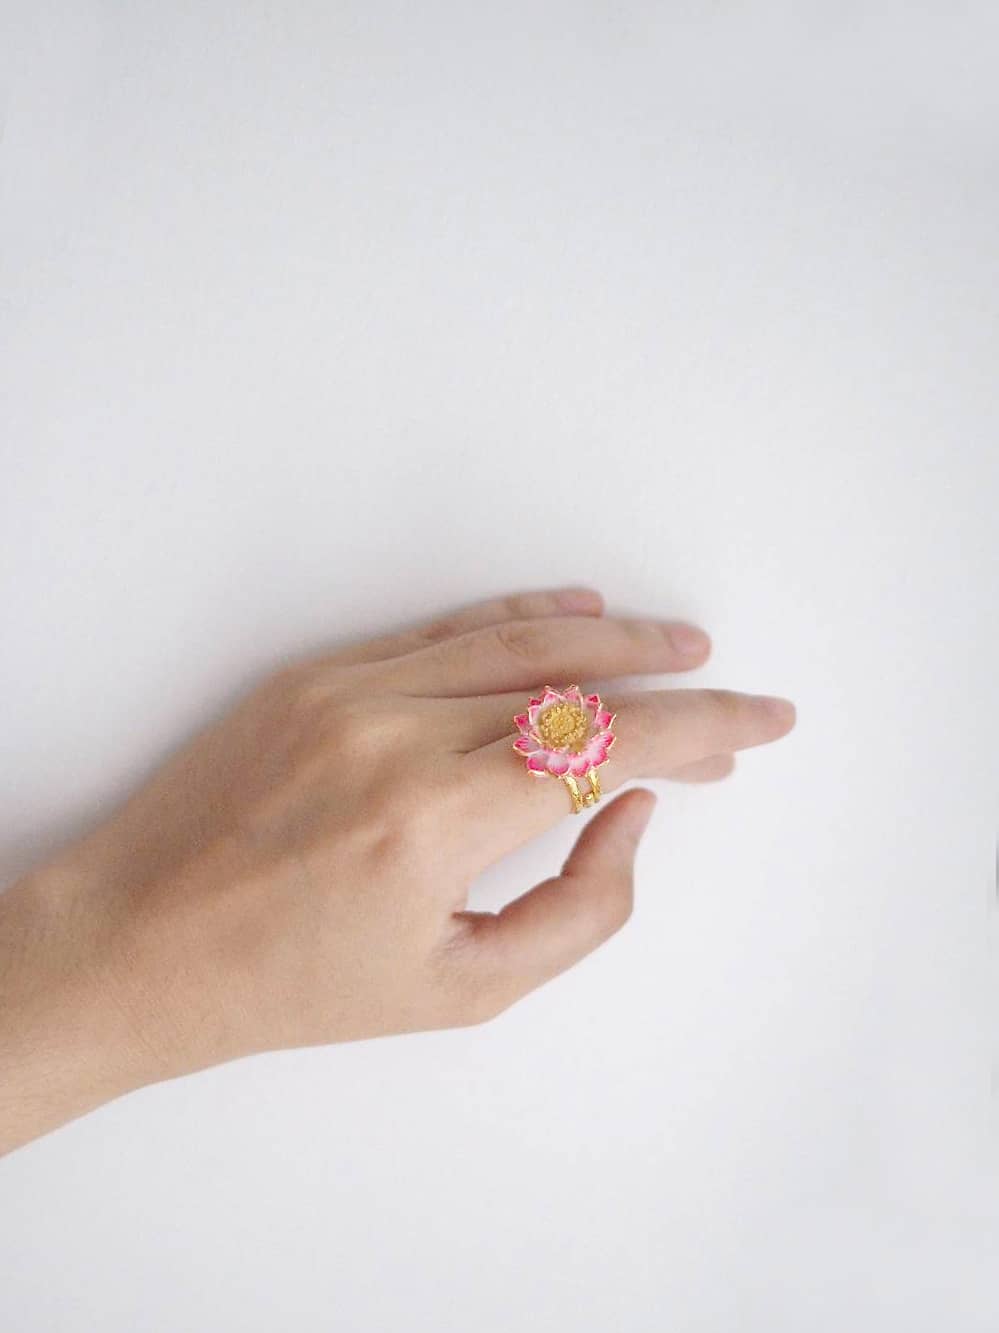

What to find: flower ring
left=512, top=684, right=617, bottom=814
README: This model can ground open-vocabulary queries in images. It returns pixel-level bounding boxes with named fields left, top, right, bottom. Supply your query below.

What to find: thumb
left=458, top=788, right=658, bottom=1013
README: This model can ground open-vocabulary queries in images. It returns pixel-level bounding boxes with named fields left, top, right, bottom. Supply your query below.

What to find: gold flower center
left=536, top=702, right=590, bottom=753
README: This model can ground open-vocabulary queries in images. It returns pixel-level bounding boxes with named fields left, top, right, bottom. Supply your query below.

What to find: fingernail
left=556, top=586, right=603, bottom=613
left=669, top=624, right=710, bottom=658
left=754, top=695, right=796, bottom=724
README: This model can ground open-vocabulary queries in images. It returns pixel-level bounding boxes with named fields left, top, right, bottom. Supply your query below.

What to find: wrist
left=0, top=854, right=162, bottom=1154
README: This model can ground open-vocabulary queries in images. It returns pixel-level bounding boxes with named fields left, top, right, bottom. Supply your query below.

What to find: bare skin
left=0, top=587, right=795, bottom=1155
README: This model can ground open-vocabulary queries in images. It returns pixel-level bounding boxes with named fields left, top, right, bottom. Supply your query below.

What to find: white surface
left=2, top=3, right=998, bottom=1329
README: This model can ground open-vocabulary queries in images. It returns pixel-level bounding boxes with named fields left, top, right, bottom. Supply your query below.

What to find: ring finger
left=429, top=689, right=736, bottom=782
left=455, top=687, right=795, bottom=861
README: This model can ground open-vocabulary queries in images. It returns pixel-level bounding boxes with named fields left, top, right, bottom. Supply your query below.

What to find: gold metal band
left=561, top=766, right=602, bottom=814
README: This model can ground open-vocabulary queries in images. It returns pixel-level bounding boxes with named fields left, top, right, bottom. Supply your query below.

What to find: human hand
left=0, top=587, right=795, bottom=1152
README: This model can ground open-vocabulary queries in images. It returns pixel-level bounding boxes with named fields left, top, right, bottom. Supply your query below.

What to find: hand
left=0, top=586, right=795, bottom=1152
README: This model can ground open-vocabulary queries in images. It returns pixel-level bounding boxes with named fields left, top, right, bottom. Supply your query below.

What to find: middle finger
left=374, top=614, right=711, bottom=697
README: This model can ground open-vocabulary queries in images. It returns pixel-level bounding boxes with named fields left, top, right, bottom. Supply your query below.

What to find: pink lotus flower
left=512, top=684, right=616, bottom=778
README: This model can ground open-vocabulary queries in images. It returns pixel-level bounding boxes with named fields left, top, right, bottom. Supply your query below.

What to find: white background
left=2, top=3, right=998, bottom=1329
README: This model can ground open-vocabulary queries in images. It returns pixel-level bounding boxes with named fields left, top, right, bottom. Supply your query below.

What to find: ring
left=512, top=684, right=617, bottom=814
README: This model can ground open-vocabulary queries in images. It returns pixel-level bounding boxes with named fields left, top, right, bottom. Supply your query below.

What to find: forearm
left=0, top=860, right=147, bottom=1156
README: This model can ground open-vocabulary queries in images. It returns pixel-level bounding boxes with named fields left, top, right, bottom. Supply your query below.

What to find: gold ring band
left=561, top=766, right=603, bottom=814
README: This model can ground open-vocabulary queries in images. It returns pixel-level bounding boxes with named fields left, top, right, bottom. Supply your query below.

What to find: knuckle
left=499, top=593, right=528, bottom=620
left=323, top=697, right=372, bottom=754
left=417, top=615, right=462, bottom=646
left=276, top=669, right=340, bottom=724
left=705, top=688, right=748, bottom=728
left=622, top=617, right=665, bottom=645
left=495, top=618, right=550, bottom=662
left=606, top=617, right=671, bottom=655
left=335, top=696, right=423, bottom=759
left=268, top=682, right=428, bottom=774
left=501, top=591, right=552, bottom=621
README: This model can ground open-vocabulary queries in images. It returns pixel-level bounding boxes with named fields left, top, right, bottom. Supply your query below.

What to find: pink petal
left=568, top=754, right=592, bottom=777
left=526, top=755, right=549, bottom=773
left=582, top=732, right=614, bottom=766
left=546, top=752, right=571, bottom=776
left=563, top=685, right=582, bottom=705
left=513, top=712, right=530, bottom=731
left=596, top=733, right=617, bottom=761
left=513, top=735, right=540, bottom=753
left=585, top=693, right=600, bottom=708
left=594, top=708, right=613, bottom=729
left=527, top=702, right=543, bottom=727
left=542, top=688, right=562, bottom=708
